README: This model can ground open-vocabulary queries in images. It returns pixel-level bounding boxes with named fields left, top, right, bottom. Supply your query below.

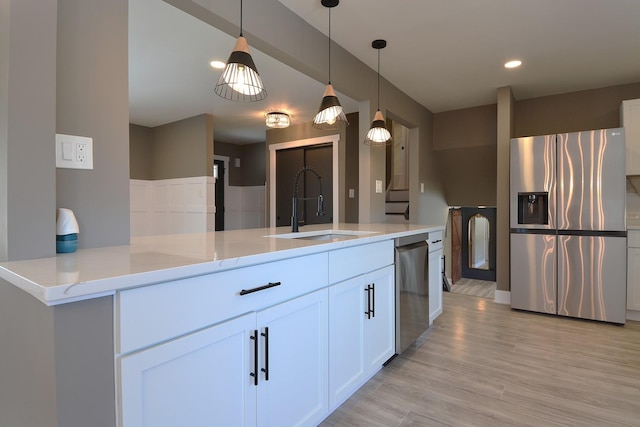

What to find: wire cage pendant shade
left=364, top=39, right=392, bottom=146
left=214, top=0, right=267, bottom=102
left=313, top=0, right=348, bottom=130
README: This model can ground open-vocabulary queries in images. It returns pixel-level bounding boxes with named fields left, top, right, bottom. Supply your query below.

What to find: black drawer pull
left=239, top=281, right=282, bottom=296
left=432, top=239, right=442, bottom=244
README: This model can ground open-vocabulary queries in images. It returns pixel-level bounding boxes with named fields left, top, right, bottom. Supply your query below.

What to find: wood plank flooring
left=449, top=278, right=496, bottom=299
left=320, top=293, right=640, bottom=426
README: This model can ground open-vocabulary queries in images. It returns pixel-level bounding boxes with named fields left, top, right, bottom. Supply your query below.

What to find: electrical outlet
left=56, top=134, right=93, bottom=170
left=76, top=143, right=87, bottom=163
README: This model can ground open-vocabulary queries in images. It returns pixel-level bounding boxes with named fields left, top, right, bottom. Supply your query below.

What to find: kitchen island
left=0, top=223, right=443, bottom=427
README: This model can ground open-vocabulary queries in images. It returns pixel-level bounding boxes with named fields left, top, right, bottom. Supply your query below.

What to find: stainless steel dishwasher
left=394, top=233, right=429, bottom=354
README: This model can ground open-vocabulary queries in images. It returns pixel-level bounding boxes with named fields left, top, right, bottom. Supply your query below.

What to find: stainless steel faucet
left=291, top=166, right=324, bottom=232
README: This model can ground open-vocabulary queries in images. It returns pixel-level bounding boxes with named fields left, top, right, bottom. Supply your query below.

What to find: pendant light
left=214, top=0, right=267, bottom=102
left=364, top=39, right=392, bottom=146
left=313, top=0, right=348, bottom=130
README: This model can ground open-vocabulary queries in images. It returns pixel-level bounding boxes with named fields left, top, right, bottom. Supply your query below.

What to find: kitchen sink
left=266, top=229, right=377, bottom=241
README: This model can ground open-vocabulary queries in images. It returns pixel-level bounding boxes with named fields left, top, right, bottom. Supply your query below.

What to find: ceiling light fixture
left=505, top=60, right=522, bottom=69
left=265, top=111, right=291, bottom=128
left=364, top=39, right=392, bottom=146
left=313, top=0, right=348, bottom=130
left=209, top=60, right=226, bottom=69
left=214, top=0, right=267, bottom=102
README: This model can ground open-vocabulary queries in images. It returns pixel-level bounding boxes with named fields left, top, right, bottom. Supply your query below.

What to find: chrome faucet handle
left=317, top=194, right=324, bottom=216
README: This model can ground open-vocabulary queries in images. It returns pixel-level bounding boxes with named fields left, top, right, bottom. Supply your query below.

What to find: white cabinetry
left=621, top=99, right=640, bottom=175
left=119, top=313, right=257, bottom=427
left=328, top=265, right=394, bottom=409
left=119, top=289, right=328, bottom=427
left=627, top=231, right=640, bottom=313
left=428, top=231, right=444, bottom=324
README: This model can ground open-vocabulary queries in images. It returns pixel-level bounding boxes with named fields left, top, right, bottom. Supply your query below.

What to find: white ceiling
left=129, top=0, right=640, bottom=144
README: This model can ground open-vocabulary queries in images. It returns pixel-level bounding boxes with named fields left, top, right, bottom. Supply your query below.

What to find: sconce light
left=265, top=111, right=291, bottom=129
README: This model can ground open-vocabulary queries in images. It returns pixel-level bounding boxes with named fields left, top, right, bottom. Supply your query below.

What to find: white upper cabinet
left=622, top=99, right=640, bottom=175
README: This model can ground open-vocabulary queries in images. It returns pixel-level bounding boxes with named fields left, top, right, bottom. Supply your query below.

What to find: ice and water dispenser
left=517, top=192, right=549, bottom=225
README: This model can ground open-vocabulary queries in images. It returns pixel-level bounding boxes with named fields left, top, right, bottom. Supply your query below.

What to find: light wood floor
left=450, top=278, right=496, bottom=299
left=321, top=293, right=640, bottom=426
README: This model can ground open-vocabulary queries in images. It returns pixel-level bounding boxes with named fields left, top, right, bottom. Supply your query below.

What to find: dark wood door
left=214, top=159, right=225, bottom=231
left=275, top=148, right=304, bottom=227
left=461, top=207, right=496, bottom=281
left=302, top=145, right=332, bottom=225
left=450, top=208, right=462, bottom=283
left=275, top=145, right=332, bottom=229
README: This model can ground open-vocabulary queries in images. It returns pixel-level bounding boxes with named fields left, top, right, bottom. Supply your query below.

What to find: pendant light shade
left=364, top=39, right=392, bottom=146
left=214, top=0, right=266, bottom=102
left=313, top=0, right=348, bottom=130
left=313, top=83, right=348, bottom=129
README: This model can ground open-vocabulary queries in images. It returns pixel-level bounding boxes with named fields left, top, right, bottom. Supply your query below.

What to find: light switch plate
left=56, top=134, right=93, bottom=170
left=375, top=180, right=383, bottom=193
left=348, top=188, right=355, bottom=198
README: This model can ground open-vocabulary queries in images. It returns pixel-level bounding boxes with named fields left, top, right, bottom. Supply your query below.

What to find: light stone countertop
left=0, top=223, right=443, bottom=306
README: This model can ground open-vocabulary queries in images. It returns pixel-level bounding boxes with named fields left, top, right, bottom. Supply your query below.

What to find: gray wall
left=514, top=82, right=640, bottom=136
left=214, top=140, right=267, bottom=187
left=130, top=114, right=215, bottom=180
left=0, top=280, right=115, bottom=427
left=56, top=0, right=130, bottom=250
left=345, top=112, right=359, bottom=223
left=129, top=124, right=153, bottom=180
left=151, top=113, right=214, bottom=179
left=0, top=0, right=57, bottom=261
left=433, top=104, right=497, bottom=206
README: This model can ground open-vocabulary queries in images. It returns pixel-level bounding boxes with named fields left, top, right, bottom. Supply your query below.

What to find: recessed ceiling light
left=505, top=60, right=522, bottom=69
left=209, top=60, right=225, bottom=69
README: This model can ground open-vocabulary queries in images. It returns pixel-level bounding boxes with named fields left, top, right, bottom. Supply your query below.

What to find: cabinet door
left=119, top=313, right=257, bottom=427
left=429, top=248, right=443, bottom=324
left=328, top=276, right=366, bottom=409
left=628, top=247, right=640, bottom=311
left=256, top=289, right=328, bottom=427
left=622, top=99, right=640, bottom=175
left=364, top=265, right=395, bottom=374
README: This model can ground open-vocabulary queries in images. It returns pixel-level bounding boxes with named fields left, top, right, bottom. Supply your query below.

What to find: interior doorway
left=275, top=144, right=333, bottom=228
left=461, top=207, right=496, bottom=281
left=268, top=135, right=340, bottom=228
left=213, top=159, right=225, bottom=231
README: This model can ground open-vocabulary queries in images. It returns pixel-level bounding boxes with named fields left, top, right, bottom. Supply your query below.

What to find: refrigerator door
left=557, top=235, right=627, bottom=324
left=557, top=129, right=626, bottom=231
left=510, top=135, right=556, bottom=230
left=510, top=232, right=556, bottom=314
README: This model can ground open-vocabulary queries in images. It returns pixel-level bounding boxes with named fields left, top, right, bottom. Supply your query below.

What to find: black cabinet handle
left=260, top=327, right=270, bottom=381
left=371, top=283, right=375, bottom=318
left=250, top=330, right=259, bottom=386
left=365, top=284, right=374, bottom=319
left=239, top=281, right=282, bottom=296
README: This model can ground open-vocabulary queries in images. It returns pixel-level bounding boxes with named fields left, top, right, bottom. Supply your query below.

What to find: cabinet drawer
left=628, top=230, right=640, bottom=248
left=329, top=240, right=394, bottom=284
left=428, top=230, right=444, bottom=251
left=117, top=252, right=328, bottom=354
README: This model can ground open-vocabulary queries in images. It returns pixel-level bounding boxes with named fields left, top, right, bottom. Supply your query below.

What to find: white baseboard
left=627, top=310, right=640, bottom=322
left=494, top=290, right=510, bottom=305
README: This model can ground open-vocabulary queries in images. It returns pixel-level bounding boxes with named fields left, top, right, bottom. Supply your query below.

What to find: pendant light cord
left=328, top=8, right=332, bottom=84
left=377, top=48, right=380, bottom=110
left=240, top=0, right=243, bottom=36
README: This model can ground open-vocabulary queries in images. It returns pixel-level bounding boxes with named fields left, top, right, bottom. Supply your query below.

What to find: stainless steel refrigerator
left=510, top=128, right=627, bottom=324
